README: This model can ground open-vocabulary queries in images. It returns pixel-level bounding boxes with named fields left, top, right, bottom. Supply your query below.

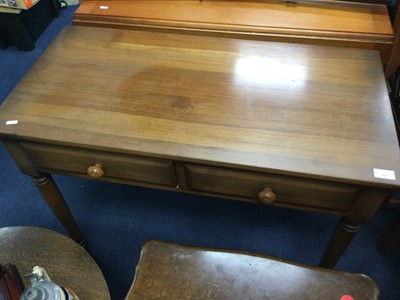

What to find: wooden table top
left=0, top=25, right=399, bottom=187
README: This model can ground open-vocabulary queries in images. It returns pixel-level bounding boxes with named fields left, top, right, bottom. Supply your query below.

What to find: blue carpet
left=1, top=5, right=400, bottom=300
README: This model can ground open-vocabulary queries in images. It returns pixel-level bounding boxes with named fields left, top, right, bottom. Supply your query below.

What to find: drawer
left=183, top=164, right=360, bottom=214
left=21, top=142, right=177, bottom=187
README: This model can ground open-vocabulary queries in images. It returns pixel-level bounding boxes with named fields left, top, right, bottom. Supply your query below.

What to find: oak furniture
left=126, top=240, right=380, bottom=300
left=73, top=0, right=394, bottom=64
left=0, top=226, right=110, bottom=299
left=0, top=25, right=399, bottom=268
left=73, top=0, right=400, bottom=80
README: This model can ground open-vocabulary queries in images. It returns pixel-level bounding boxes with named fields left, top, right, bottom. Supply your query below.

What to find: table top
left=126, top=240, right=379, bottom=299
left=0, top=226, right=110, bottom=300
left=0, top=25, right=399, bottom=187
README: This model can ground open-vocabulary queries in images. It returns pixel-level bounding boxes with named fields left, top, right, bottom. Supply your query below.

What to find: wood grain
left=126, top=240, right=380, bottom=300
left=0, top=26, right=398, bottom=187
left=0, top=25, right=397, bottom=268
left=73, top=0, right=394, bottom=63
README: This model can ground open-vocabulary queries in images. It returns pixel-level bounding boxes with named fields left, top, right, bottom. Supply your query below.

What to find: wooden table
left=0, top=25, right=399, bottom=268
left=0, top=226, right=110, bottom=299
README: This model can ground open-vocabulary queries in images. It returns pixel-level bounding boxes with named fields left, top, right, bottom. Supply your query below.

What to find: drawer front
left=184, top=164, right=360, bottom=214
left=22, top=142, right=177, bottom=187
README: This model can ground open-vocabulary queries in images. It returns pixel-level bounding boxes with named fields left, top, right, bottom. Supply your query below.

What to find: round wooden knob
left=87, top=164, right=104, bottom=179
left=258, top=188, right=276, bottom=204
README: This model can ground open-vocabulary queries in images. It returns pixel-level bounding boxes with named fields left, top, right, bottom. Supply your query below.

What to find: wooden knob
left=87, top=164, right=104, bottom=179
left=258, top=188, right=276, bottom=204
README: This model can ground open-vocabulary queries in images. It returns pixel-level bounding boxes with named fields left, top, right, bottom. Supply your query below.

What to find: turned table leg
left=1, top=140, right=87, bottom=248
left=319, top=188, right=390, bottom=268
left=32, top=174, right=87, bottom=248
left=319, top=218, right=360, bottom=268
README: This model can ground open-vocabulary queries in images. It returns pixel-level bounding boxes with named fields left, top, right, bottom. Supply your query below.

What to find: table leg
left=32, top=174, right=87, bottom=248
left=319, top=218, right=360, bottom=268
left=319, top=188, right=390, bottom=268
